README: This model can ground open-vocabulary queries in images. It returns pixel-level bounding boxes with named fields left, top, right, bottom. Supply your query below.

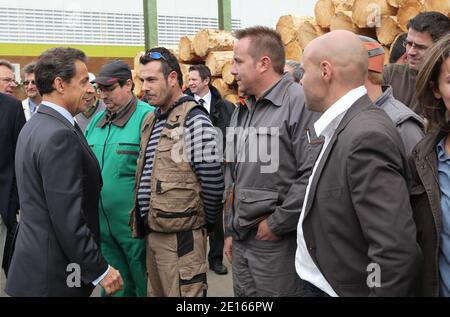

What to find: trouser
left=208, top=209, right=224, bottom=265
left=146, top=228, right=208, bottom=297
left=100, top=208, right=147, bottom=297
left=232, top=230, right=304, bottom=297
left=0, top=217, right=6, bottom=296
left=0, top=217, right=6, bottom=276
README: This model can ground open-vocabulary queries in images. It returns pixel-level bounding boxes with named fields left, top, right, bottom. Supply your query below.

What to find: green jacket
left=85, top=100, right=154, bottom=218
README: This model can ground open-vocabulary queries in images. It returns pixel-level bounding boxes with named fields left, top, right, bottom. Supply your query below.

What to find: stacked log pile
left=277, top=0, right=450, bottom=63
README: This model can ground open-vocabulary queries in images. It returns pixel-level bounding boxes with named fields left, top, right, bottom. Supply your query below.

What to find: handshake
left=99, top=266, right=124, bottom=295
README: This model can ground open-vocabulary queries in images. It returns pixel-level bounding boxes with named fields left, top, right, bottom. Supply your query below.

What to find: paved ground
left=0, top=247, right=234, bottom=297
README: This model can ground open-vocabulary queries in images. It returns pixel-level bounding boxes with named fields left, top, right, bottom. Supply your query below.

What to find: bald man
left=295, top=30, right=421, bottom=297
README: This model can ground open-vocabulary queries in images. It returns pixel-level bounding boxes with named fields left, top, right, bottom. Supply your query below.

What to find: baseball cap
left=359, top=35, right=385, bottom=73
left=95, top=60, right=132, bottom=86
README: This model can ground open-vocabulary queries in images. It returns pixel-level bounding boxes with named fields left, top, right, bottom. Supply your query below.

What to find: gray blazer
left=302, top=95, right=422, bottom=296
left=6, top=105, right=108, bottom=297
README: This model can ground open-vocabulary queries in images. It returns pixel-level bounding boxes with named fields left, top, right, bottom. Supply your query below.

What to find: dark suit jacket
left=0, top=93, right=25, bottom=231
left=185, top=85, right=235, bottom=146
left=302, top=94, right=421, bottom=297
left=6, top=104, right=108, bottom=297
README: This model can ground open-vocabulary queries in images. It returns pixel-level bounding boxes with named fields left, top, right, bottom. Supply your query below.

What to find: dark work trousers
left=208, top=209, right=225, bottom=266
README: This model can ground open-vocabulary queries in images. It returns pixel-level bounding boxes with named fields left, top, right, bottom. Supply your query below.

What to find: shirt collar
left=98, top=96, right=137, bottom=128
left=246, top=73, right=291, bottom=108
left=314, top=86, right=367, bottom=137
left=195, top=90, right=212, bottom=107
left=437, top=137, right=450, bottom=162
left=42, top=101, right=75, bottom=126
left=28, top=98, right=39, bottom=113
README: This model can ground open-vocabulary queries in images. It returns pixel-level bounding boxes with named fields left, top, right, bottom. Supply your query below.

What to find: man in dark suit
left=185, top=64, right=234, bottom=275
left=295, top=30, right=421, bottom=297
left=0, top=93, right=26, bottom=284
left=6, top=47, right=123, bottom=297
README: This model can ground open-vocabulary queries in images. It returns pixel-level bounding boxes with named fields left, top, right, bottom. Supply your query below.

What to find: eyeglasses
left=22, top=80, right=36, bottom=86
left=402, top=40, right=429, bottom=52
left=0, top=77, right=19, bottom=86
left=97, top=83, right=119, bottom=93
left=146, top=51, right=168, bottom=62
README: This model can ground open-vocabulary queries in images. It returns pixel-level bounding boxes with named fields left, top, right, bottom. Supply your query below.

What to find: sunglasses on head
left=146, top=51, right=168, bottom=62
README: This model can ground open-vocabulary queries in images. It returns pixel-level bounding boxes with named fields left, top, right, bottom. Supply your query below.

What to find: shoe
left=210, top=262, right=228, bottom=275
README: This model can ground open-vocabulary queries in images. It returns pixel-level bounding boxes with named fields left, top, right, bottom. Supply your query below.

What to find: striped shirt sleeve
left=184, top=108, right=224, bottom=225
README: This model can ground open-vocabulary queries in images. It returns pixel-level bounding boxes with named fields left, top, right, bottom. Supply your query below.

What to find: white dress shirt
left=42, top=101, right=110, bottom=286
left=295, top=86, right=368, bottom=297
left=194, top=90, right=212, bottom=114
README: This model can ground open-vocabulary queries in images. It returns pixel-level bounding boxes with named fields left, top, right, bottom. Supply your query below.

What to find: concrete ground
left=0, top=246, right=234, bottom=298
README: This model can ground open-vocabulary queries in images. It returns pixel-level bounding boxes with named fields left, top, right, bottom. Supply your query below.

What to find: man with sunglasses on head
left=84, top=60, right=154, bottom=297
left=130, top=47, right=224, bottom=297
left=383, top=12, right=450, bottom=116
left=0, top=59, right=18, bottom=96
left=21, top=62, right=42, bottom=121
left=74, top=73, right=105, bottom=132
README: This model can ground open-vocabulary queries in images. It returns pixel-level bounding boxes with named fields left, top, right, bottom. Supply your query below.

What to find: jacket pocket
left=236, top=188, right=279, bottom=228
left=149, top=173, right=203, bottom=232
left=116, top=143, right=140, bottom=177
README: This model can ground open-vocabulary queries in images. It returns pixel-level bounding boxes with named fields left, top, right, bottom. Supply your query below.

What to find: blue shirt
left=437, top=138, right=450, bottom=297
left=28, top=99, right=39, bottom=116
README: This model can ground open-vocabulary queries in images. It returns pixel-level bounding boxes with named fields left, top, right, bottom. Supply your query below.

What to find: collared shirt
left=194, top=90, right=212, bottom=114
left=28, top=98, right=39, bottom=116
left=42, top=101, right=75, bottom=126
left=437, top=138, right=450, bottom=297
left=295, top=86, right=367, bottom=297
left=41, top=100, right=110, bottom=285
left=97, top=96, right=137, bottom=128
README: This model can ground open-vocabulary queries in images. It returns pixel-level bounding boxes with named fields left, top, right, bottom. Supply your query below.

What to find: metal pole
left=218, top=0, right=232, bottom=31
left=143, top=0, right=158, bottom=49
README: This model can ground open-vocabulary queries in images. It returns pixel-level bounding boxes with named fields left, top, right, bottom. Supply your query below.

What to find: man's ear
left=320, top=61, right=332, bottom=82
left=258, top=56, right=272, bottom=73
left=54, top=77, right=65, bottom=93
left=168, top=70, right=178, bottom=87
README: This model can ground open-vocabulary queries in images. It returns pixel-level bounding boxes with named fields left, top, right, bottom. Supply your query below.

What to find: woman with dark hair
left=410, top=33, right=450, bottom=297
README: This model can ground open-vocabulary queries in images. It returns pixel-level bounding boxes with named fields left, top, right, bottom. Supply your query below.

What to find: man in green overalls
left=85, top=61, right=154, bottom=297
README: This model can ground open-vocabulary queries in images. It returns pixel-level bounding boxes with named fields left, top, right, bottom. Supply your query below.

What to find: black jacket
left=185, top=85, right=235, bottom=143
left=0, top=93, right=25, bottom=230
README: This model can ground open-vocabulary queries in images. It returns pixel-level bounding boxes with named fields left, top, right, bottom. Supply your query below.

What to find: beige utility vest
left=137, top=101, right=206, bottom=233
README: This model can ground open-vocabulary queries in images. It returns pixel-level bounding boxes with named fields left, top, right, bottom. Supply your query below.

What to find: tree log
left=179, top=63, right=193, bottom=89
left=383, top=45, right=391, bottom=65
left=297, top=17, right=328, bottom=49
left=330, top=11, right=358, bottom=32
left=332, top=0, right=356, bottom=11
left=212, top=78, right=235, bottom=97
left=193, top=29, right=235, bottom=58
left=285, top=41, right=303, bottom=61
left=376, top=15, right=403, bottom=45
left=315, top=0, right=335, bottom=28
left=387, top=0, right=403, bottom=8
left=352, top=0, right=398, bottom=28
left=205, top=51, right=234, bottom=77
left=179, top=36, right=203, bottom=63
left=224, top=94, right=239, bottom=105
left=423, top=0, right=450, bottom=16
left=397, top=0, right=424, bottom=31
left=276, top=15, right=306, bottom=44
left=222, top=60, right=236, bottom=85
